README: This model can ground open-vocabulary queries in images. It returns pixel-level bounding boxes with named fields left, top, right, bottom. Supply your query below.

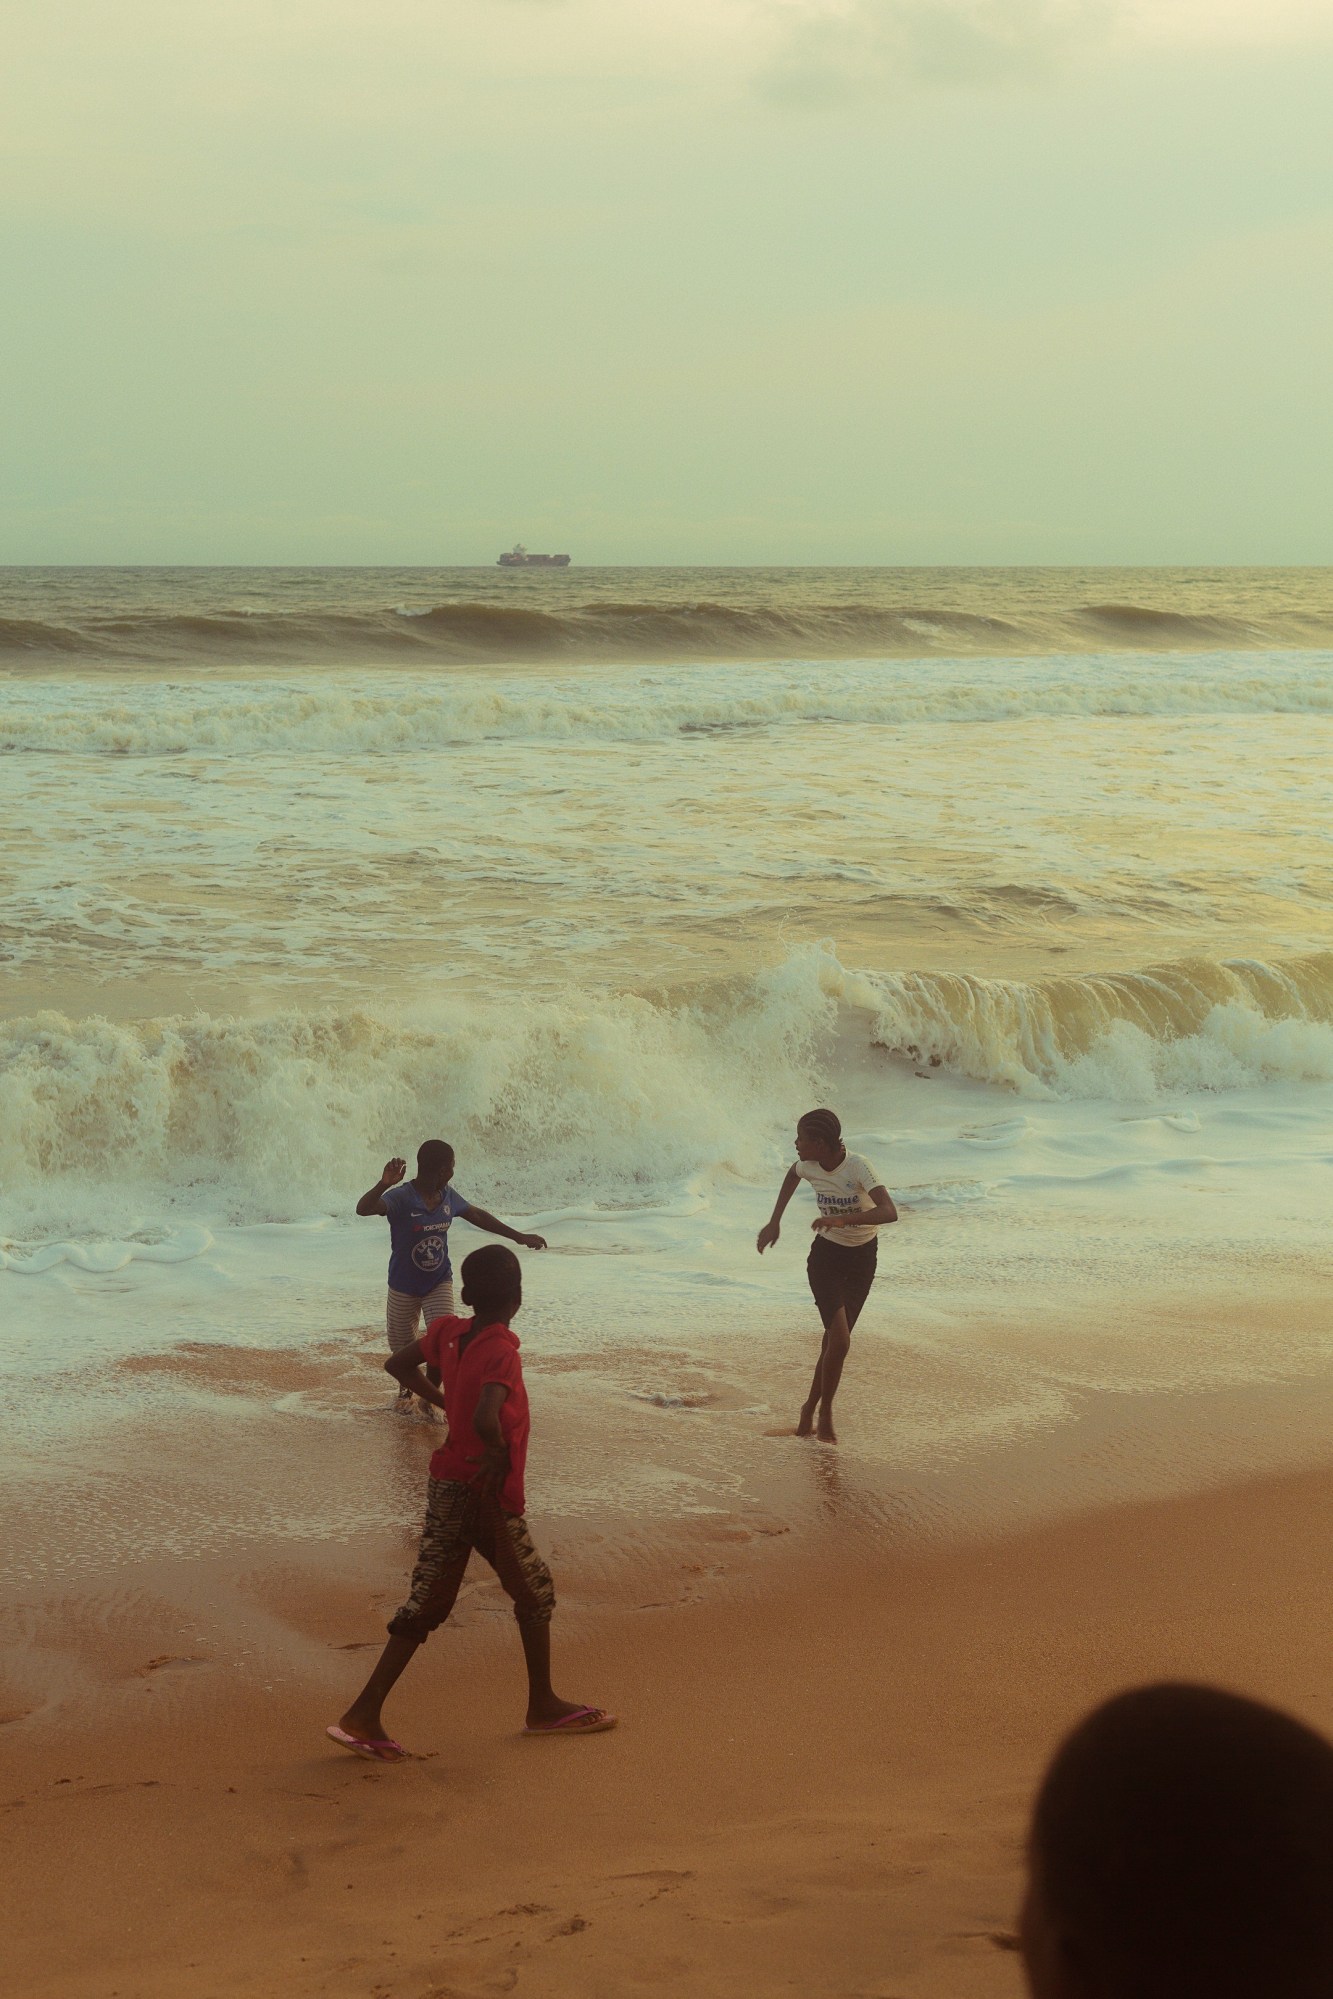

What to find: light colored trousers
left=385, top=1280, right=456, bottom=1359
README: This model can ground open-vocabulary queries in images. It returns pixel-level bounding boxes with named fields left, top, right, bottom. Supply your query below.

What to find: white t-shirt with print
left=795, top=1151, right=883, bottom=1249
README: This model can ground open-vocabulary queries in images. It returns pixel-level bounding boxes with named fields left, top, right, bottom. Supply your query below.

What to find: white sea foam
left=3, top=651, right=1333, bottom=756
left=0, top=1225, right=213, bottom=1274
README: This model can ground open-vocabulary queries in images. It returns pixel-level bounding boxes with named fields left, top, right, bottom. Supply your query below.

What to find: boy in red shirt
left=327, top=1244, right=615, bottom=1760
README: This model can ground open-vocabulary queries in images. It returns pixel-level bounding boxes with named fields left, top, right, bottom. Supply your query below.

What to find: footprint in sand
left=949, top=1928, right=1023, bottom=1955
left=140, top=1655, right=209, bottom=1675
left=613, top=1869, right=693, bottom=1902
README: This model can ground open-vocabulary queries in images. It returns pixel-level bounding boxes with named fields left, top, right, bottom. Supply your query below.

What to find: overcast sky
left=3, top=0, right=1332, bottom=563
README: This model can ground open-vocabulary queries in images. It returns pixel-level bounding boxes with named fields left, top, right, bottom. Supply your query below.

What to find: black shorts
left=807, top=1234, right=878, bottom=1333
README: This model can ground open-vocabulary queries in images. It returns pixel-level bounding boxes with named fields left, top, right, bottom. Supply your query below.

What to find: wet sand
left=6, top=1314, right=1333, bottom=1998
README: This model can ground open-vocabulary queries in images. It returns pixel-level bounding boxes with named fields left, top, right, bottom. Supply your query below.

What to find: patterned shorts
left=385, top=1282, right=455, bottom=1358
left=388, top=1477, right=556, bottom=1642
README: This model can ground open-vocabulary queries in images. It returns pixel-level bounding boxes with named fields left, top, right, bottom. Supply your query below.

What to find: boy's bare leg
left=797, top=1309, right=851, bottom=1442
left=337, top=1634, right=420, bottom=1742
left=815, top=1307, right=851, bottom=1441
left=517, top=1617, right=604, bottom=1729
left=797, top=1334, right=829, bottom=1435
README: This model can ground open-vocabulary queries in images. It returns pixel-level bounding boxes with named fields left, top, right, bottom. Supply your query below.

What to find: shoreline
left=7, top=1276, right=1333, bottom=1602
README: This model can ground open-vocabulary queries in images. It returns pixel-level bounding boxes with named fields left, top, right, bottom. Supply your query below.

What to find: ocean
left=4, top=565, right=1333, bottom=1549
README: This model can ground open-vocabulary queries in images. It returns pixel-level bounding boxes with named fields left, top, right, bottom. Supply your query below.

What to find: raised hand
left=381, top=1157, right=407, bottom=1186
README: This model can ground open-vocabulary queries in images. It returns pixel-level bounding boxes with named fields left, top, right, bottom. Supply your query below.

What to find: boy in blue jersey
left=357, top=1140, right=546, bottom=1414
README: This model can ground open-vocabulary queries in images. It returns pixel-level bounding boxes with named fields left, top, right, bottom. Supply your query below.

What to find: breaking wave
left=0, top=956, right=831, bottom=1237
left=3, top=594, right=1333, bottom=668
left=3, top=948, right=1333, bottom=1242
left=843, top=952, right=1333, bottom=1099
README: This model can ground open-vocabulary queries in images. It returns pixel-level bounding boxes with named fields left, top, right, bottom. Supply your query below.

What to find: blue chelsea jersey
left=382, top=1182, right=471, bottom=1296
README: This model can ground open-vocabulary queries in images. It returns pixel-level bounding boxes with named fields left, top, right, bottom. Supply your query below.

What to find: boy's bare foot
left=338, top=1701, right=388, bottom=1739
left=816, top=1415, right=838, bottom=1443
left=795, top=1405, right=816, bottom=1437
left=527, top=1693, right=596, bottom=1726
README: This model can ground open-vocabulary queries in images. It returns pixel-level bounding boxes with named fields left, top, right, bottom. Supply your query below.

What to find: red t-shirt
left=420, top=1315, right=530, bottom=1517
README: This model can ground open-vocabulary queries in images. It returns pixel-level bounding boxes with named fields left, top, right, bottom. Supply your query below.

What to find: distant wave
left=1077, top=604, right=1238, bottom=640
left=4, top=654, right=1333, bottom=755
left=0, top=616, right=95, bottom=654
left=3, top=948, right=1332, bottom=1241
left=3, top=595, right=1333, bottom=668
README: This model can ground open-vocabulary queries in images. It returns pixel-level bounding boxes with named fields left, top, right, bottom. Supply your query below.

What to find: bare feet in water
left=793, top=1405, right=837, bottom=1442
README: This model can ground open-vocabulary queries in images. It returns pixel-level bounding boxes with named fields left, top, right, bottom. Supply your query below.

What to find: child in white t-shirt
left=756, top=1108, right=897, bottom=1443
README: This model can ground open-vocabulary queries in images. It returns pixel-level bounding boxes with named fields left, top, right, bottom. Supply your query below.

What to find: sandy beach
left=5, top=1301, right=1333, bottom=1999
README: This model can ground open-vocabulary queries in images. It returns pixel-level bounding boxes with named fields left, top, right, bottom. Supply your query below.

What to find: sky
left=3, top=0, right=1332, bottom=564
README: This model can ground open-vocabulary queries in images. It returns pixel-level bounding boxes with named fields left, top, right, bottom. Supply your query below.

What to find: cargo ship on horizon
left=497, top=543, right=571, bottom=568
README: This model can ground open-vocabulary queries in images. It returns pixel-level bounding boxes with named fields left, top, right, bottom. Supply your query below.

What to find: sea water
left=4, top=566, right=1333, bottom=1525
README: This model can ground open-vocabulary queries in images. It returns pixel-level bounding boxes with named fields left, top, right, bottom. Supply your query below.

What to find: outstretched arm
left=356, top=1157, right=406, bottom=1217
left=811, top=1185, right=898, bottom=1233
left=385, top=1337, right=447, bottom=1412
left=462, top=1203, right=547, bottom=1252
left=757, top=1167, right=802, bottom=1253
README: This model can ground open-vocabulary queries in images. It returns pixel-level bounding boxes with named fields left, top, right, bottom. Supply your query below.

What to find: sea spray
left=0, top=950, right=839, bottom=1238
left=5, top=947, right=1333, bottom=1246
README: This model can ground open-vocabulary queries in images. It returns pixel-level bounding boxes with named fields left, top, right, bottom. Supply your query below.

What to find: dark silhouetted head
left=795, top=1108, right=843, bottom=1165
left=460, top=1244, right=522, bottom=1325
left=1022, top=1682, right=1333, bottom=1999
left=415, top=1139, right=455, bottom=1188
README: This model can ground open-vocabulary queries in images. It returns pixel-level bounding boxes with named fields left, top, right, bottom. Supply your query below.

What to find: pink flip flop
left=523, top=1706, right=617, bottom=1736
left=325, top=1724, right=407, bottom=1762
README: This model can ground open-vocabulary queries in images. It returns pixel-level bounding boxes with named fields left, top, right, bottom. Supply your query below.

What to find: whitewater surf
left=3, top=564, right=1332, bottom=1524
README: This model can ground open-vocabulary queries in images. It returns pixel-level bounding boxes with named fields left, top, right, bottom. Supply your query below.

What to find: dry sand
left=7, top=1399, right=1333, bottom=1999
